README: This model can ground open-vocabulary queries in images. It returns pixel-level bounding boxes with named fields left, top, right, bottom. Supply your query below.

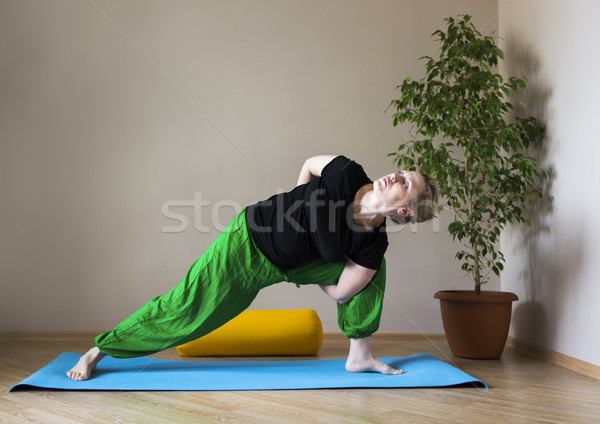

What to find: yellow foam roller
left=176, top=309, right=323, bottom=356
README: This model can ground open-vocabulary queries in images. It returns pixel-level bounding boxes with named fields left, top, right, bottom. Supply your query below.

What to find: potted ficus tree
left=388, top=15, right=545, bottom=358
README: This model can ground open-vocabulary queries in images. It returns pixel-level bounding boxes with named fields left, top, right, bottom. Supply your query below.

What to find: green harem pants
left=95, top=208, right=387, bottom=358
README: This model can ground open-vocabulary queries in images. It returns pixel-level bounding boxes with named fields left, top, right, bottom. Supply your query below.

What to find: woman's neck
left=353, top=184, right=385, bottom=229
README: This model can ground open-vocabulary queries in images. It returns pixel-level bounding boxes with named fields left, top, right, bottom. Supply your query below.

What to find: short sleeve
left=349, top=229, right=388, bottom=270
left=321, top=156, right=352, bottom=177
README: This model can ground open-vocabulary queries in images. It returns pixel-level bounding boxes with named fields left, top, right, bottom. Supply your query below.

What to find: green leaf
left=386, top=14, right=547, bottom=288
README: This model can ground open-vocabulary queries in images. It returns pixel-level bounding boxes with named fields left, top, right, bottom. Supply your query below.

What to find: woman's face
left=373, top=171, right=426, bottom=215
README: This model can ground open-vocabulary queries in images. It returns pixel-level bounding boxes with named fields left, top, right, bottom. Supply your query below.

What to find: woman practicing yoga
left=67, top=155, right=439, bottom=380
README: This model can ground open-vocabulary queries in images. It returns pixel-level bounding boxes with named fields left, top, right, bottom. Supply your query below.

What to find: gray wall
left=499, top=0, right=600, bottom=366
left=0, top=0, right=499, bottom=333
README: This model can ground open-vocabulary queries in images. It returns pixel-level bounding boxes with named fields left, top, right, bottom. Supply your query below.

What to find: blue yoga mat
left=9, top=352, right=486, bottom=391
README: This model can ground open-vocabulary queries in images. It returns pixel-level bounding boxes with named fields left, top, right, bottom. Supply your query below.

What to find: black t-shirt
left=246, top=156, right=388, bottom=270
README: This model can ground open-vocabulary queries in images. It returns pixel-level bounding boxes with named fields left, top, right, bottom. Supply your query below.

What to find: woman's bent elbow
left=336, top=295, right=352, bottom=304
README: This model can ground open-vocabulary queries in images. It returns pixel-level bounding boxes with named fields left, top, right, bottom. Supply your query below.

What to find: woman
left=67, top=155, right=439, bottom=380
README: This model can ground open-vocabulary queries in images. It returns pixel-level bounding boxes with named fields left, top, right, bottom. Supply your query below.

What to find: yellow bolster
left=176, top=309, right=323, bottom=357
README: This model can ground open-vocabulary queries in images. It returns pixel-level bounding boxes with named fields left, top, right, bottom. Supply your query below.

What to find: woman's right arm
left=296, top=155, right=337, bottom=186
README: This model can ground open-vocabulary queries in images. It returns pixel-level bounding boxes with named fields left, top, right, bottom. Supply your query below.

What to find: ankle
left=85, top=347, right=106, bottom=362
left=348, top=337, right=373, bottom=359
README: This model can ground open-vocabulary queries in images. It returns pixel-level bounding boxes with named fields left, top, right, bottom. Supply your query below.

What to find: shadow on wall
left=502, top=37, right=574, bottom=345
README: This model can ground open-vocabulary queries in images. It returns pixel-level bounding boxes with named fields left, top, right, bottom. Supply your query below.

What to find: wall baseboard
left=507, top=336, right=600, bottom=381
left=322, top=333, right=447, bottom=342
left=0, top=331, right=100, bottom=341
left=0, top=331, right=447, bottom=342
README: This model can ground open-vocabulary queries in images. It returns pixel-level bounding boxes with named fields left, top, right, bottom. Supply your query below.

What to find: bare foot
left=345, top=337, right=403, bottom=375
left=66, top=347, right=106, bottom=381
left=345, top=356, right=403, bottom=375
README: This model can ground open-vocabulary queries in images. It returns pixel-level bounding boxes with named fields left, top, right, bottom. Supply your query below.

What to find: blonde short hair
left=388, top=173, right=440, bottom=224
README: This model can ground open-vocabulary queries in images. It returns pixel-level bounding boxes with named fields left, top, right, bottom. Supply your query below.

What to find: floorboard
left=1, top=333, right=599, bottom=424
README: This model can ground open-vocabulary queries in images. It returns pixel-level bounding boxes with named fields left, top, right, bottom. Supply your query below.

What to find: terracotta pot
left=434, top=290, right=518, bottom=359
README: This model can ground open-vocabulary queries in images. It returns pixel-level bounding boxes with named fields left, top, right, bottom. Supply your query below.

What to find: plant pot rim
left=434, top=290, right=518, bottom=303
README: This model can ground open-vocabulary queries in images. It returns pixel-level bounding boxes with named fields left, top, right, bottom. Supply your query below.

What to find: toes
left=381, top=366, right=396, bottom=375
left=375, top=360, right=403, bottom=375
left=383, top=365, right=404, bottom=375
left=66, top=370, right=86, bottom=381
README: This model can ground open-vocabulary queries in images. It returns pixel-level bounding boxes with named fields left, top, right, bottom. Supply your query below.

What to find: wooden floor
left=1, top=333, right=599, bottom=424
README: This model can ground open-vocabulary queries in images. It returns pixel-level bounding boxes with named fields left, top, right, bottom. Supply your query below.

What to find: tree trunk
left=473, top=239, right=482, bottom=294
